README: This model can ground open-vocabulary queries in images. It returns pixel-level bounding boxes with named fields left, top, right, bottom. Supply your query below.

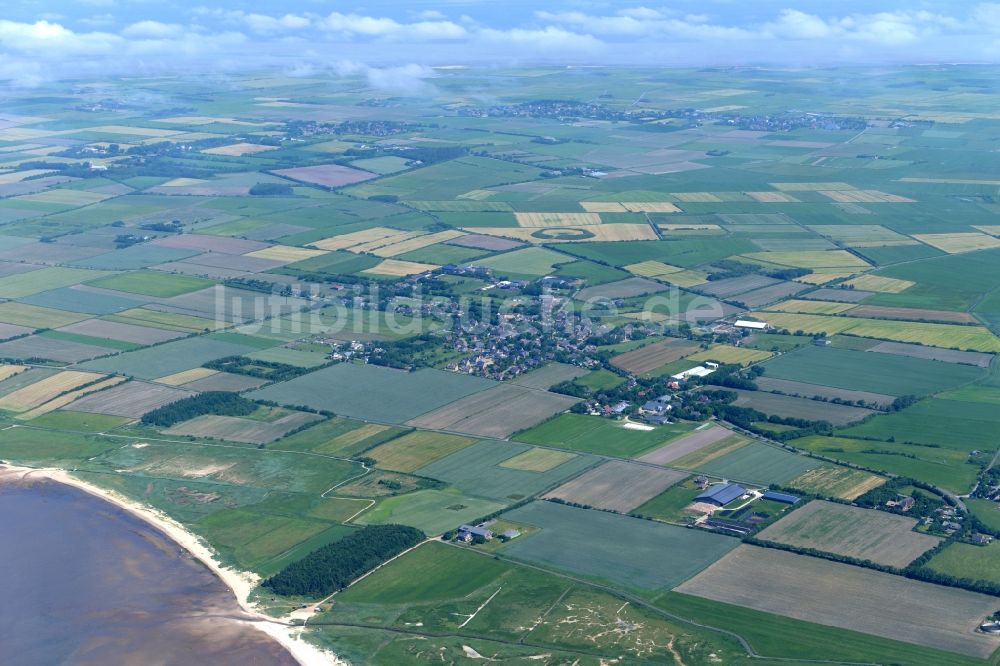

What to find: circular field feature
left=531, top=227, right=595, bottom=240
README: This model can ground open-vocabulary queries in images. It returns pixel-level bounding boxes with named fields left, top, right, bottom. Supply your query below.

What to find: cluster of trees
left=262, top=524, right=424, bottom=597
left=367, top=334, right=443, bottom=370
left=855, top=477, right=944, bottom=518
left=142, top=391, right=258, bottom=427
left=705, top=259, right=811, bottom=283
left=204, top=356, right=314, bottom=382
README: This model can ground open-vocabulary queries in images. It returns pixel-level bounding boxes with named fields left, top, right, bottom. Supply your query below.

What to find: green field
left=364, top=431, right=477, bottom=472
left=927, top=541, right=1000, bottom=585
left=471, top=246, right=569, bottom=277
left=248, top=364, right=495, bottom=423
left=759, top=346, right=985, bottom=396
left=416, top=439, right=599, bottom=501
left=355, top=488, right=504, bottom=535
left=516, top=413, right=697, bottom=457
left=690, top=442, right=823, bottom=485
left=502, top=501, right=739, bottom=591
left=87, top=272, right=215, bottom=297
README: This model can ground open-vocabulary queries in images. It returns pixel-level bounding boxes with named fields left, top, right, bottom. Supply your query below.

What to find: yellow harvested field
left=771, top=182, right=855, bottom=191
left=848, top=240, right=921, bottom=248
left=794, top=271, right=858, bottom=285
left=843, top=275, right=915, bottom=293
left=625, top=261, right=683, bottom=277
left=362, top=259, right=439, bottom=277
left=499, top=448, right=578, bottom=472
left=370, top=230, right=465, bottom=257
left=745, top=191, right=799, bottom=203
left=742, top=250, right=869, bottom=269
left=789, top=466, right=886, bottom=501
left=819, top=190, right=914, bottom=203
left=348, top=231, right=425, bottom=254
left=972, top=225, right=1000, bottom=237
left=156, top=367, right=218, bottom=386
left=580, top=201, right=627, bottom=213
left=0, top=364, right=28, bottom=381
left=659, top=269, right=709, bottom=288
left=514, top=212, right=602, bottom=227
left=201, top=143, right=278, bottom=156
left=0, top=169, right=55, bottom=184
left=755, top=312, right=1000, bottom=352
left=913, top=233, right=1000, bottom=254
left=768, top=299, right=858, bottom=314
left=17, top=376, right=127, bottom=420
left=0, top=371, right=105, bottom=412
left=245, top=245, right=326, bottom=262
left=686, top=345, right=773, bottom=366
left=311, top=227, right=403, bottom=251
left=161, top=177, right=209, bottom=187
left=672, top=192, right=721, bottom=202
left=468, top=224, right=658, bottom=243
left=621, top=202, right=682, bottom=213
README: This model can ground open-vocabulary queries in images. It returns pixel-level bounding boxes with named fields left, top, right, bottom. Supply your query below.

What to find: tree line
left=263, top=524, right=424, bottom=597
left=141, top=391, right=258, bottom=427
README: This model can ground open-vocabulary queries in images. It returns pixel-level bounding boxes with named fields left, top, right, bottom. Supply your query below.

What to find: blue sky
left=3, top=2, right=1000, bottom=84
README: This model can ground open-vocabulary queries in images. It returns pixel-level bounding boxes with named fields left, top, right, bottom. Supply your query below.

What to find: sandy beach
left=0, top=464, right=345, bottom=666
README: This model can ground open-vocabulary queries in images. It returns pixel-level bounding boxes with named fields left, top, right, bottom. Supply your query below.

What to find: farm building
left=734, top=320, right=770, bottom=331
left=457, top=524, right=493, bottom=542
left=640, top=395, right=672, bottom=416
left=761, top=490, right=801, bottom=504
left=671, top=365, right=716, bottom=381
left=695, top=483, right=747, bottom=507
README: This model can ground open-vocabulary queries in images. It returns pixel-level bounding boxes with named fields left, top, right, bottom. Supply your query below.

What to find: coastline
left=0, top=464, right=345, bottom=666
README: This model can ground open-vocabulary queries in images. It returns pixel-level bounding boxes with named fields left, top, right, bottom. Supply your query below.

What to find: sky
left=3, top=2, right=1000, bottom=85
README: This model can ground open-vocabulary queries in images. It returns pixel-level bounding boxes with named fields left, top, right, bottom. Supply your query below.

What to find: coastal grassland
left=789, top=435, right=979, bottom=493
left=515, top=413, right=697, bottom=457
left=758, top=345, right=985, bottom=396
left=84, top=441, right=363, bottom=495
left=354, top=488, right=504, bottom=535
left=657, top=591, right=988, bottom=666
left=416, top=440, right=599, bottom=502
left=674, top=545, right=1000, bottom=658
left=687, top=441, right=823, bottom=486
left=25, top=410, right=131, bottom=433
left=787, top=465, right=886, bottom=500
left=86, top=272, right=215, bottom=297
left=757, top=500, right=940, bottom=567
left=321, top=542, right=746, bottom=664
left=0, top=427, right=118, bottom=464
left=363, top=431, right=477, bottom=472
left=501, top=501, right=738, bottom=591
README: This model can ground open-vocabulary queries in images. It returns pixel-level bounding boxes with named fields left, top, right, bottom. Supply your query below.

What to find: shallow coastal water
left=0, top=477, right=297, bottom=666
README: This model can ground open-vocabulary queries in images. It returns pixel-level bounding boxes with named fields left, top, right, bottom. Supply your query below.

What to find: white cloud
left=121, top=20, right=183, bottom=39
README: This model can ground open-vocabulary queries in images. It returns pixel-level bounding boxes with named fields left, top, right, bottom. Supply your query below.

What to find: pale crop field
left=788, top=466, right=886, bottom=500
left=311, top=227, right=402, bottom=251
left=768, top=299, right=858, bottom=315
left=742, top=250, right=870, bottom=269
left=0, top=370, right=104, bottom=412
left=771, top=181, right=855, bottom=191
left=621, top=201, right=682, bottom=212
left=843, top=274, right=915, bottom=293
left=363, top=259, right=440, bottom=277
left=913, top=233, right=1000, bottom=254
left=155, top=367, right=218, bottom=386
left=544, top=460, right=687, bottom=513
left=756, top=312, right=1000, bottom=352
left=685, top=345, right=773, bottom=366
left=498, top=448, right=578, bottom=472
left=201, top=143, right=278, bottom=156
left=745, top=191, right=799, bottom=202
left=245, top=245, right=326, bottom=263
left=17, top=376, right=127, bottom=420
left=514, top=212, right=602, bottom=227
left=676, top=545, right=1000, bottom=658
left=757, top=500, right=940, bottom=568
